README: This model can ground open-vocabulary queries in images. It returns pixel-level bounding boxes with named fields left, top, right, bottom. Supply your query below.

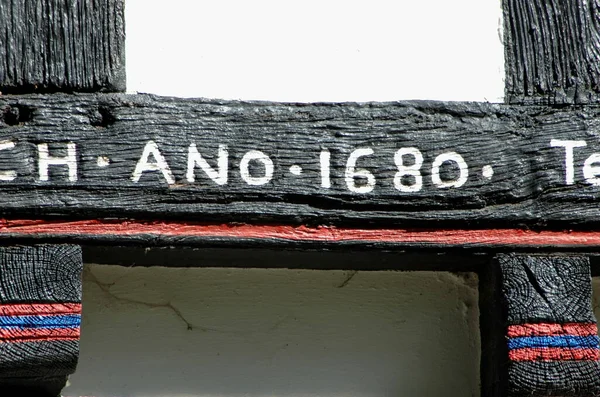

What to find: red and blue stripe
left=0, top=303, right=81, bottom=342
left=508, top=323, right=600, bottom=361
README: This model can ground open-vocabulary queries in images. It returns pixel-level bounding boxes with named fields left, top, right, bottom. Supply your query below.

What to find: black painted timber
left=82, top=246, right=487, bottom=271
left=0, top=245, right=82, bottom=397
left=0, top=0, right=125, bottom=93
left=497, top=254, right=600, bottom=396
left=4, top=94, right=600, bottom=229
left=504, top=0, right=600, bottom=105
left=74, top=246, right=600, bottom=272
left=479, top=260, right=507, bottom=397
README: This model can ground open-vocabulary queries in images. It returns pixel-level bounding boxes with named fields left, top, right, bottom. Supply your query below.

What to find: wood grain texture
left=0, top=245, right=82, bottom=397
left=2, top=94, right=600, bottom=230
left=0, top=245, right=81, bottom=303
left=499, top=255, right=595, bottom=324
left=495, top=254, right=600, bottom=396
left=504, top=0, right=600, bottom=104
left=0, top=0, right=125, bottom=93
left=508, top=361, right=600, bottom=396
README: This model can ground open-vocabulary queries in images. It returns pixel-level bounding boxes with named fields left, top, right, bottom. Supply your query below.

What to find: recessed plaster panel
left=65, top=265, right=479, bottom=397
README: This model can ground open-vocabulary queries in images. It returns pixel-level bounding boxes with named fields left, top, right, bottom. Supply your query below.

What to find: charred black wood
left=0, top=245, right=82, bottom=397
left=0, top=0, right=125, bottom=93
left=1, top=95, right=600, bottom=229
left=492, top=254, right=600, bottom=396
left=504, top=0, right=600, bottom=105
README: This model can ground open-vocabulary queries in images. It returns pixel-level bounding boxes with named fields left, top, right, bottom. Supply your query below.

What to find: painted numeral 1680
left=333, top=148, right=469, bottom=193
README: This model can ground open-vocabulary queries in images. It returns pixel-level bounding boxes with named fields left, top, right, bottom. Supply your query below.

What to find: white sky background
left=126, top=0, right=504, bottom=102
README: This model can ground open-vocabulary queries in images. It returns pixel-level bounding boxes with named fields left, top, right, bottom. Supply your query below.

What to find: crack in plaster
left=337, top=270, right=358, bottom=288
left=84, top=267, right=195, bottom=331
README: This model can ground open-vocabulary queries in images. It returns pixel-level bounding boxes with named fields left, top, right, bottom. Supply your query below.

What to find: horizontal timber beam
left=6, top=221, right=600, bottom=251
left=1, top=94, right=600, bottom=249
left=75, top=245, right=600, bottom=271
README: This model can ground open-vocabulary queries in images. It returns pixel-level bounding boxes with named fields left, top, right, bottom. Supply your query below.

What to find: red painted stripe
left=4, top=219, right=600, bottom=246
left=0, top=303, right=81, bottom=316
left=508, top=323, right=598, bottom=338
left=509, top=348, right=600, bottom=361
left=0, top=327, right=80, bottom=342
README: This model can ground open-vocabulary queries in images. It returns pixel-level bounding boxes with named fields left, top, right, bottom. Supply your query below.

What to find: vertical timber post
left=504, top=0, right=600, bottom=105
left=0, top=245, right=83, bottom=396
left=482, top=0, right=600, bottom=395
left=0, top=0, right=124, bottom=395
left=483, top=255, right=600, bottom=396
left=0, top=0, right=126, bottom=93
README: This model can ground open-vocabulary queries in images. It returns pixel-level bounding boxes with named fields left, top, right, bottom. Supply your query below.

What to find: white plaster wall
left=64, top=265, right=480, bottom=397
left=126, top=0, right=505, bottom=102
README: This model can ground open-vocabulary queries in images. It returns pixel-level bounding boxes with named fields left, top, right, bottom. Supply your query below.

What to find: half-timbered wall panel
left=6, top=0, right=600, bottom=396
left=64, top=265, right=480, bottom=397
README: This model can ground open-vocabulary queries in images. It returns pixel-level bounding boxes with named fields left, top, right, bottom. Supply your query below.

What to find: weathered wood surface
left=10, top=222, right=600, bottom=250
left=0, top=245, right=82, bottom=396
left=494, top=254, right=600, bottom=396
left=0, top=0, right=125, bottom=93
left=504, top=0, right=600, bottom=105
left=3, top=94, right=600, bottom=232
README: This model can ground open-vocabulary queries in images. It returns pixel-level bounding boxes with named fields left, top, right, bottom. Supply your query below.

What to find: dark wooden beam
left=2, top=94, right=600, bottom=233
left=504, top=0, right=600, bottom=104
left=486, top=254, right=600, bottom=396
left=0, top=245, right=82, bottom=397
left=81, top=246, right=487, bottom=271
left=8, top=222, right=600, bottom=251
left=75, top=246, right=600, bottom=272
left=0, top=0, right=125, bottom=94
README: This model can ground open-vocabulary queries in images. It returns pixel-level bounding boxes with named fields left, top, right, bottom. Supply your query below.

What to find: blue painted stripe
left=0, top=315, right=80, bottom=328
left=508, top=335, right=600, bottom=350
